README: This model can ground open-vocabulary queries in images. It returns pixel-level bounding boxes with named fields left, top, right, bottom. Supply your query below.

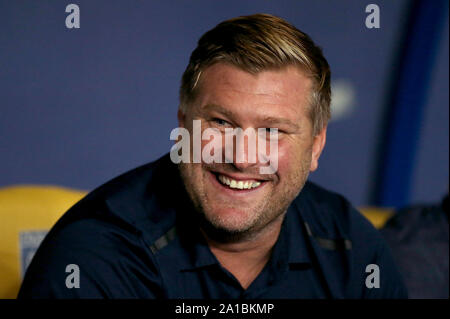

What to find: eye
left=213, top=118, right=230, bottom=126
left=260, top=128, right=282, bottom=140
left=264, top=128, right=282, bottom=134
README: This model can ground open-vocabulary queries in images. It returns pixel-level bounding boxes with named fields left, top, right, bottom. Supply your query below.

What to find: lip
left=210, top=170, right=266, bottom=182
left=208, top=170, right=267, bottom=196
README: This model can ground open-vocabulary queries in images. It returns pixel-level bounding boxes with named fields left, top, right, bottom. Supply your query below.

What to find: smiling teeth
left=218, top=174, right=261, bottom=189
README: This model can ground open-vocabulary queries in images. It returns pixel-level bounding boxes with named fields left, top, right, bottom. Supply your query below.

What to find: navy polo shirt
left=18, top=154, right=408, bottom=298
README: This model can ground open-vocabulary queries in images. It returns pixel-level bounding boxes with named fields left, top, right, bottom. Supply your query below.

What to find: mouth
left=209, top=171, right=266, bottom=192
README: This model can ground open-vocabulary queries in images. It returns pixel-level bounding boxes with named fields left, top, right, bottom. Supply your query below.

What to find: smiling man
left=19, top=14, right=407, bottom=298
left=176, top=62, right=325, bottom=289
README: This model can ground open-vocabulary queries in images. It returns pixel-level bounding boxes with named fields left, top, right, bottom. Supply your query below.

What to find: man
left=18, top=14, right=407, bottom=298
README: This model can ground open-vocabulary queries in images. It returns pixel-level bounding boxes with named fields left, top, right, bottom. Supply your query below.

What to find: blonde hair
left=179, top=13, right=331, bottom=135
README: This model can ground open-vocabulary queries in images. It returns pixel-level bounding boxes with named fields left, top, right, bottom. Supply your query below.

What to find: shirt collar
left=175, top=216, right=220, bottom=271
left=176, top=197, right=312, bottom=272
left=275, top=201, right=312, bottom=265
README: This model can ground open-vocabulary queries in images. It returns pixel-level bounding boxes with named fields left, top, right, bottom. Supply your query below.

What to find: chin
left=202, top=206, right=258, bottom=234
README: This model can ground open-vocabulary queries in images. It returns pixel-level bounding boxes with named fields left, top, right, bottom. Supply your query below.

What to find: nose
left=225, top=130, right=259, bottom=171
left=233, top=155, right=257, bottom=170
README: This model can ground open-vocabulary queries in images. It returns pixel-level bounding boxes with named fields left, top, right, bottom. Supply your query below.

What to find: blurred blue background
left=0, top=0, right=448, bottom=207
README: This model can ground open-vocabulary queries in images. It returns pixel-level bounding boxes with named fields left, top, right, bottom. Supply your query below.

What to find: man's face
left=178, top=63, right=326, bottom=237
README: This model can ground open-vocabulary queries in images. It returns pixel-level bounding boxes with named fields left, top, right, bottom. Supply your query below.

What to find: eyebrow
left=202, top=103, right=300, bottom=130
left=202, top=103, right=234, bottom=118
left=260, top=116, right=300, bottom=130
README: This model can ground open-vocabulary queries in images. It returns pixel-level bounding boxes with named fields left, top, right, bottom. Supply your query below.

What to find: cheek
left=200, top=130, right=225, bottom=161
left=274, top=146, right=290, bottom=175
left=200, top=131, right=223, bottom=148
left=182, top=113, right=195, bottom=131
left=276, top=140, right=312, bottom=174
left=189, top=164, right=208, bottom=194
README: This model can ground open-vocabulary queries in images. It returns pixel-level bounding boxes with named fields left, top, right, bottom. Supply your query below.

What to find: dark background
left=0, top=0, right=448, bottom=207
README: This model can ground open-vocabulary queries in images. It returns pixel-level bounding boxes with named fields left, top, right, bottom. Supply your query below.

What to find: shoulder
left=295, top=181, right=408, bottom=298
left=18, top=216, right=163, bottom=298
left=51, top=153, right=177, bottom=241
left=18, top=154, right=176, bottom=298
left=297, top=181, right=378, bottom=242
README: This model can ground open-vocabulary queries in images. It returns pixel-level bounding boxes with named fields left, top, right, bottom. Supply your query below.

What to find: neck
left=201, top=212, right=285, bottom=252
left=200, top=213, right=286, bottom=289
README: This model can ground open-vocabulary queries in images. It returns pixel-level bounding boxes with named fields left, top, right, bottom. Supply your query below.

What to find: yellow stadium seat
left=0, top=185, right=86, bottom=299
left=359, top=206, right=394, bottom=229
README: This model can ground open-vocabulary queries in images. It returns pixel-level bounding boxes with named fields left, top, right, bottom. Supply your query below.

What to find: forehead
left=194, top=63, right=313, bottom=121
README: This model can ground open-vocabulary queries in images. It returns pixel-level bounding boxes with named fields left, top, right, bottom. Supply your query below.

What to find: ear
left=310, top=126, right=327, bottom=172
left=177, top=108, right=186, bottom=128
